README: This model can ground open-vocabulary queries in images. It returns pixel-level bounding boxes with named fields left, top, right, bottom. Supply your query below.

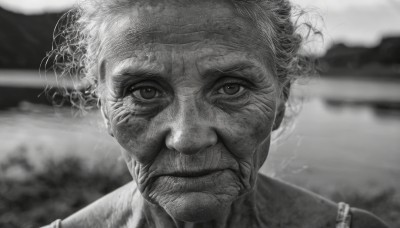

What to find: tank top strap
left=336, top=202, right=352, bottom=228
left=40, top=219, right=62, bottom=228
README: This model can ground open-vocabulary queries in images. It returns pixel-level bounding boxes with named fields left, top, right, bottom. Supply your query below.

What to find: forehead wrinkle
left=102, top=27, right=268, bottom=79
left=99, top=0, right=265, bottom=55
left=111, top=57, right=165, bottom=77
left=113, top=20, right=261, bottom=50
left=196, top=53, right=267, bottom=77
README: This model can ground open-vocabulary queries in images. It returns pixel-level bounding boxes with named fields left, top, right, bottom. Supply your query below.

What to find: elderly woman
left=43, top=0, right=388, bottom=227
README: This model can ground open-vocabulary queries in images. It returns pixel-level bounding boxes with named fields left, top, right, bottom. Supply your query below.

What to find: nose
left=166, top=125, right=217, bottom=155
left=166, top=102, right=217, bottom=155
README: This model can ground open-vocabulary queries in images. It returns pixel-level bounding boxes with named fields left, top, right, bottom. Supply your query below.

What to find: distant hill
left=1, top=6, right=399, bottom=79
left=0, top=7, right=63, bottom=69
left=319, top=37, right=400, bottom=78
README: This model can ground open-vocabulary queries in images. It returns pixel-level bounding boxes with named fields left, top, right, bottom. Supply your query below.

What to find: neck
left=135, top=190, right=260, bottom=228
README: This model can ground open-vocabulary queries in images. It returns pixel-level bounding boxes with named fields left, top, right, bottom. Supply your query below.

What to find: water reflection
left=262, top=77, right=400, bottom=196
left=324, top=99, right=400, bottom=119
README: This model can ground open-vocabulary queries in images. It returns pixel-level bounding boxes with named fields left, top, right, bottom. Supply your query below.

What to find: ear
left=272, top=100, right=286, bottom=131
left=101, top=103, right=114, bottom=137
left=273, top=81, right=290, bottom=131
left=98, top=60, right=114, bottom=137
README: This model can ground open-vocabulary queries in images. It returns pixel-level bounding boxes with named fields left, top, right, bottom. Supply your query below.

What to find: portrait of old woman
left=43, top=0, right=389, bottom=227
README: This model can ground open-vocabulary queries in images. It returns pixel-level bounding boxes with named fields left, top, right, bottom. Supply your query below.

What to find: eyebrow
left=111, top=57, right=166, bottom=81
left=202, top=61, right=266, bottom=83
left=111, top=57, right=267, bottom=86
left=111, top=68, right=166, bottom=93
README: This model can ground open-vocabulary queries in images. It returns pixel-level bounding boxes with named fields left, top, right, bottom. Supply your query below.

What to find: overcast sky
left=1, top=0, right=399, bottom=54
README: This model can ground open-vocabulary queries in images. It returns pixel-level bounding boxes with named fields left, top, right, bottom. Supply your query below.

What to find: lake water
left=263, top=78, right=400, bottom=196
left=1, top=70, right=399, bottom=196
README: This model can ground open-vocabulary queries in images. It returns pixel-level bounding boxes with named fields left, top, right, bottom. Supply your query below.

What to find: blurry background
left=0, top=0, right=399, bottom=227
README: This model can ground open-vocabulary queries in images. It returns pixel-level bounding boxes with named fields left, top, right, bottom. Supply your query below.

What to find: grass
left=1, top=149, right=399, bottom=228
left=0, top=149, right=131, bottom=228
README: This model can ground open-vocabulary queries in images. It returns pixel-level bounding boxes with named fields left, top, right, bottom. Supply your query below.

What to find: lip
left=168, top=169, right=222, bottom=178
left=152, top=169, right=233, bottom=191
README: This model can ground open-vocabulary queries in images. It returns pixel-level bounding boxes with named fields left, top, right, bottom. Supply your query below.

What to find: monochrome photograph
left=0, top=0, right=399, bottom=227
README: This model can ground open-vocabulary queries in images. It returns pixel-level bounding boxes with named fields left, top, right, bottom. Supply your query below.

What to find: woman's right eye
left=130, top=86, right=162, bottom=100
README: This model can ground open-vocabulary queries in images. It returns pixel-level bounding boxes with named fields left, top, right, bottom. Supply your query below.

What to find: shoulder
left=256, top=174, right=338, bottom=213
left=255, top=174, right=388, bottom=228
left=350, top=208, right=389, bottom=228
left=60, top=181, right=141, bottom=228
left=255, top=174, right=337, bottom=227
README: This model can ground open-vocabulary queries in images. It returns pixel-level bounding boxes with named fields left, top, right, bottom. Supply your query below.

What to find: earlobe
left=101, top=104, right=114, bottom=137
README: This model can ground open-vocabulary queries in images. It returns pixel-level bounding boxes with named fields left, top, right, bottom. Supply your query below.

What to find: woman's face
left=99, top=0, right=282, bottom=222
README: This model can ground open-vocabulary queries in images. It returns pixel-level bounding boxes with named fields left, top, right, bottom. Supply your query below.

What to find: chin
left=144, top=170, right=243, bottom=221
left=164, top=192, right=232, bottom=222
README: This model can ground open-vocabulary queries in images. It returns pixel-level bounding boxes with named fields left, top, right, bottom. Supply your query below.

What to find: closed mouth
left=167, top=169, right=223, bottom=178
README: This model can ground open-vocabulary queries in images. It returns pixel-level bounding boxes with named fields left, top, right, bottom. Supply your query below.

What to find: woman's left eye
left=131, top=86, right=161, bottom=100
left=217, top=83, right=244, bottom=95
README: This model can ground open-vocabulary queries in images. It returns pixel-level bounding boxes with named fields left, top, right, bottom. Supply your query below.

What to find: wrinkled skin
left=99, top=0, right=284, bottom=224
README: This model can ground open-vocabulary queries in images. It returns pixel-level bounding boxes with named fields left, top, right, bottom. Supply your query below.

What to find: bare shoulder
left=350, top=208, right=389, bottom=228
left=255, top=174, right=388, bottom=228
left=256, top=174, right=337, bottom=227
left=60, top=181, right=138, bottom=228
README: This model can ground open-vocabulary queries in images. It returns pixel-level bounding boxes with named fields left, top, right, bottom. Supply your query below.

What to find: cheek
left=105, top=99, right=164, bottom=182
left=110, top=109, right=166, bottom=194
left=111, top=115, right=151, bottom=162
left=215, top=94, right=276, bottom=189
left=106, top=95, right=185, bottom=193
left=106, top=97, right=163, bottom=162
left=220, top=96, right=276, bottom=158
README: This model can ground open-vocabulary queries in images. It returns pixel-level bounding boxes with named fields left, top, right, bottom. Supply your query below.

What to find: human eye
left=217, top=83, right=244, bottom=95
left=131, top=86, right=161, bottom=100
left=128, top=81, right=164, bottom=101
left=214, top=77, right=250, bottom=98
